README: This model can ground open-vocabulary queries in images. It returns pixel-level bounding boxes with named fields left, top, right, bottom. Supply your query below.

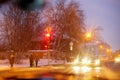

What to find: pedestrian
left=29, top=54, right=34, bottom=67
left=9, top=53, right=15, bottom=67
left=35, top=53, right=39, bottom=67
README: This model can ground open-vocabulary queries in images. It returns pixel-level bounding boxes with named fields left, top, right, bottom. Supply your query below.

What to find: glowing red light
left=45, top=33, right=50, bottom=37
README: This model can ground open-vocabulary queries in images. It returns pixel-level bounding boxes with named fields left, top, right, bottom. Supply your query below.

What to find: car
left=73, top=56, right=101, bottom=67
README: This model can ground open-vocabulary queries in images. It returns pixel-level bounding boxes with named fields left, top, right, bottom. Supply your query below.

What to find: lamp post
left=84, top=32, right=93, bottom=56
left=106, top=48, right=112, bottom=59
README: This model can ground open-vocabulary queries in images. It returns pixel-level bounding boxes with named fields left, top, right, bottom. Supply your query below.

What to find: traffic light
left=44, top=27, right=52, bottom=41
left=45, top=32, right=51, bottom=41
left=18, top=0, right=46, bottom=10
left=45, top=33, right=50, bottom=38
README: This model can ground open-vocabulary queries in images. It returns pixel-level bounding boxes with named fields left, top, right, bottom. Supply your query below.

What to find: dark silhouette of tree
left=1, top=3, right=40, bottom=62
left=44, top=0, right=84, bottom=56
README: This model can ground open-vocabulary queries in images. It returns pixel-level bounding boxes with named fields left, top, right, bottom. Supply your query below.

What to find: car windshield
left=0, top=0, right=120, bottom=80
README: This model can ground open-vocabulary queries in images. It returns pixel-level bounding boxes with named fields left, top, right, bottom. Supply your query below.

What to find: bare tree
left=0, top=20, right=6, bottom=51
left=1, top=4, right=40, bottom=62
left=45, top=0, right=84, bottom=57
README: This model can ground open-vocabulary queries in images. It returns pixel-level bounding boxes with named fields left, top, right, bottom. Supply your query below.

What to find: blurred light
left=99, top=45, right=103, bottom=49
left=45, top=27, right=52, bottom=40
left=106, top=49, right=111, bottom=53
left=114, top=57, right=120, bottom=63
left=94, top=67, right=101, bottom=72
left=45, top=27, right=52, bottom=33
left=85, top=32, right=92, bottom=39
left=81, top=66, right=91, bottom=73
left=67, top=76, right=74, bottom=80
left=73, top=56, right=79, bottom=64
left=81, top=57, right=91, bottom=65
left=70, top=46, right=73, bottom=51
left=69, top=41, right=73, bottom=51
left=73, top=55, right=79, bottom=64
left=95, top=59, right=100, bottom=66
left=73, top=66, right=80, bottom=74
left=45, top=33, right=50, bottom=37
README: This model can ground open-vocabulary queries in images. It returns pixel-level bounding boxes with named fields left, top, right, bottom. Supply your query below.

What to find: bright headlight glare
left=87, top=60, right=91, bottom=64
left=73, top=66, right=80, bottom=74
left=95, top=59, right=100, bottom=65
left=81, top=57, right=91, bottom=65
left=73, top=58, right=79, bottom=64
left=81, top=66, right=91, bottom=73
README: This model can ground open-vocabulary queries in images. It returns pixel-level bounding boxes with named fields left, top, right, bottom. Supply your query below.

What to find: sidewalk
left=0, top=59, right=66, bottom=70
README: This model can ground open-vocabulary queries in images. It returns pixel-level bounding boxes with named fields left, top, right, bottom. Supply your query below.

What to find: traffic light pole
left=47, top=40, right=50, bottom=65
left=45, top=27, right=52, bottom=65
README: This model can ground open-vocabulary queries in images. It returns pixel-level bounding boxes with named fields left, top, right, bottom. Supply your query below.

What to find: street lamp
left=99, top=45, right=104, bottom=53
left=84, top=32, right=93, bottom=55
left=85, top=32, right=93, bottom=41
left=99, top=45, right=103, bottom=50
left=106, top=48, right=112, bottom=59
left=106, top=48, right=111, bottom=53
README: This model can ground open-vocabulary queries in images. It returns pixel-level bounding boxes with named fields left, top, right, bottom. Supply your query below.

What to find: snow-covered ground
left=0, top=59, right=66, bottom=69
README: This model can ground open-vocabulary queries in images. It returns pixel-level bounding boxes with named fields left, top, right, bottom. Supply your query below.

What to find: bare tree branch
left=45, top=0, right=84, bottom=56
left=0, top=3, right=41, bottom=62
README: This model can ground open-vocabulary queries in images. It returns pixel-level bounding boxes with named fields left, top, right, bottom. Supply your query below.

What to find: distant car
left=73, top=56, right=101, bottom=67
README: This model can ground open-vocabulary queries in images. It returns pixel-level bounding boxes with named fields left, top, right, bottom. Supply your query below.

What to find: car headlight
left=95, top=59, right=100, bottom=65
left=81, top=57, right=91, bottom=65
left=73, top=58, right=79, bottom=64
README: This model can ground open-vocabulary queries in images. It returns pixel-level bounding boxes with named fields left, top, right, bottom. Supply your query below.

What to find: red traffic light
left=45, top=32, right=51, bottom=41
left=45, top=33, right=50, bottom=38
